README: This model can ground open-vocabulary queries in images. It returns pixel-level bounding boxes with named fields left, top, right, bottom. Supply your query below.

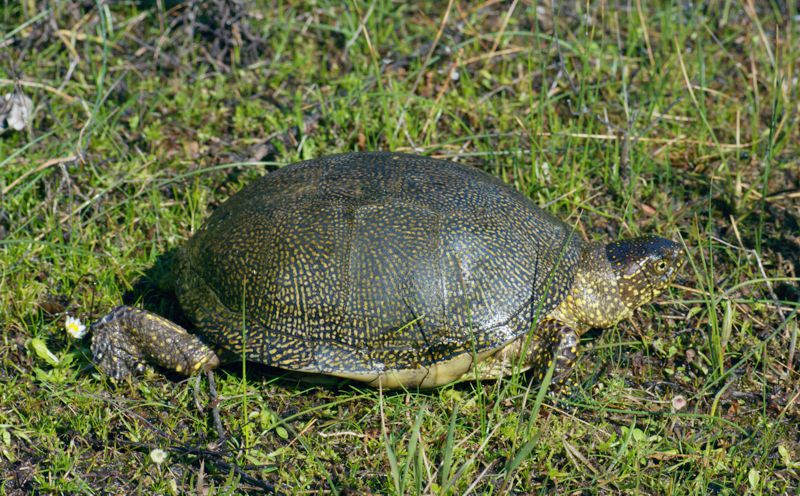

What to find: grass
left=1, top=0, right=799, bottom=493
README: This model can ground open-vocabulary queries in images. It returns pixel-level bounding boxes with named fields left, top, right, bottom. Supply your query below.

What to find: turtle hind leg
left=91, top=305, right=220, bottom=379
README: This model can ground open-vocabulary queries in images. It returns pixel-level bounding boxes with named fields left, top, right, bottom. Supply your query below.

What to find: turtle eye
left=655, top=260, right=668, bottom=272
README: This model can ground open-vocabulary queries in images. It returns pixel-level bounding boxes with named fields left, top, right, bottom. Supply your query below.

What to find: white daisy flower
left=65, top=315, right=87, bottom=339
left=150, top=448, right=167, bottom=465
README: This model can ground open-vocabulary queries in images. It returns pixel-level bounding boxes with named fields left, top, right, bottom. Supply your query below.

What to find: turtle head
left=556, top=235, right=683, bottom=329
left=606, top=235, right=683, bottom=311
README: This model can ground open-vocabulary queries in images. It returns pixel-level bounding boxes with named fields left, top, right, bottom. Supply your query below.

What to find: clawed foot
left=89, top=305, right=220, bottom=379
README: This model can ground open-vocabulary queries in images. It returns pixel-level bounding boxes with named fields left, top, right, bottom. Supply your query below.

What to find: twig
left=318, top=430, right=366, bottom=438
left=635, top=0, right=655, bottom=66
left=206, top=370, right=227, bottom=444
left=135, top=440, right=282, bottom=493
left=742, top=0, right=775, bottom=68
left=89, top=393, right=281, bottom=493
left=394, top=0, right=455, bottom=138
left=344, top=0, right=377, bottom=52
left=0, top=78, right=90, bottom=116
left=350, top=0, right=379, bottom=63
left=482, top=0, right=519, bottom=70
left=534, top=131, right=752, bottom=149
left=463, top=459, right=498, bottom=496
left=421, top=60, right=458, bottom=137
left=3, top=155, right=77, bottom=195
left=458, top=46, right=526, bottom=67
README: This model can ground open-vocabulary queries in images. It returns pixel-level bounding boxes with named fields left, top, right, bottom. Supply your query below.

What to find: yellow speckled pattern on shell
left=176, top=152, right=584, bottom=376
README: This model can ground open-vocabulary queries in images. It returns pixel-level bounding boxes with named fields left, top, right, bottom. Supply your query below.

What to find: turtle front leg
left=91, top=305, right=220, bottom=379
left=528, top=319, right=580, bottom=397
left=474, top=319, right=581, bottom=396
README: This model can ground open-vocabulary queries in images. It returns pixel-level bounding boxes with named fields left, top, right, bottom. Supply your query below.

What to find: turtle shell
left=176, top=152, right=583, bottom=381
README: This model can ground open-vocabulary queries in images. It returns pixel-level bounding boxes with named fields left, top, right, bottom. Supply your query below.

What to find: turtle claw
left=91, top=308, right=147, bottom=379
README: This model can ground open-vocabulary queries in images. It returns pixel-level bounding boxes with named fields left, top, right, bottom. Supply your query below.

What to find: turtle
left=91, top=152, right=682, bottom=393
